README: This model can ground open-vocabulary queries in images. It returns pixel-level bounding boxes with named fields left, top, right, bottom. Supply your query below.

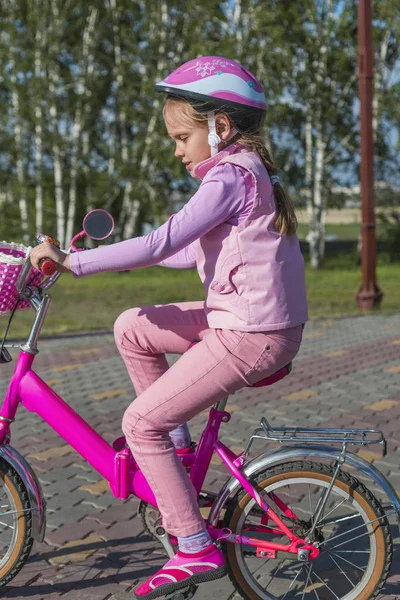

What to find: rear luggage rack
left=245, top=417, right=387, bottom=456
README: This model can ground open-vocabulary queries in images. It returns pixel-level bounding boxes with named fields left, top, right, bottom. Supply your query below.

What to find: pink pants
left=114, top=301, right=303, bottom=537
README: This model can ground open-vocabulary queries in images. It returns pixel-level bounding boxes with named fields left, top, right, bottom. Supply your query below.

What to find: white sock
left=169, top=423, right=192, bottom=449
left=177, top=529, right=212, bottom=553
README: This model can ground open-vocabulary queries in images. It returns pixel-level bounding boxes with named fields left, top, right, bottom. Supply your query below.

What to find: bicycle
left=0, top=210, right=399, bottom=600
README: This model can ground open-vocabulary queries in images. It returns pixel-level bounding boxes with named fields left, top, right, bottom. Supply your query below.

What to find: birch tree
left=48, top=0, right=66, bottom=246
left=30, top=0, right=46, bottom=234
left=65, top=5, right=99, bottom=245
left=8, top=7, right=29, bottom=244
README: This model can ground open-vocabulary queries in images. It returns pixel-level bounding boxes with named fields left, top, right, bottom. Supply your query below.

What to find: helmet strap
left=207, top=111, right=239, bottom=156
left=207, top=112, right=221, bottom=156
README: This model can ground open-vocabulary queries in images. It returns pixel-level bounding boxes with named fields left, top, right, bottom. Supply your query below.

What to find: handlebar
left=16, top=255, right=62, bottom=296
left=38, top=258, right=57, bottom=276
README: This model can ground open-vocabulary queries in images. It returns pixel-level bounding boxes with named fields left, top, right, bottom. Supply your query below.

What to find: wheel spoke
left=327, top=529, right=373, bottom=551
left=328, top=551, right=357, bottom=587
left=316, top=497, right=347, bottom=524
left=328, top=550, right=366, bottom=573
left=305, top=566, right=322, bottom=600
left=308, top=484, right=313, bottom=520
left=301, top=565, right=312, bottom=600
left=281, top=564, right=305, bottom=599
left=0, top=521, right=14, bottom=530
left=334, top=550, right=370, bottom=554
left=310, top=577, right=321, bottom=600
left=264, top=558, right=289, bottom=590
left=0, top=508, right=32, bottom=518
left=311, top=490, right=325, bottom=525
left=289, top=482, right=294, bottom=519
left=318, top=512, right=362, bottom=528
left=312, top=570, right=341, bottom=599
left=318, top=512, right=387, bottom=548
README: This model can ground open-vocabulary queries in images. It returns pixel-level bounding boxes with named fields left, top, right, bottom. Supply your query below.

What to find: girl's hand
left=29, top=243, right=71, bottom=273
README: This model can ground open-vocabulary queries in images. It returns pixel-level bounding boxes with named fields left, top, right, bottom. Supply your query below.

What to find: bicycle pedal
left=164, top=584, right=198, bottom=599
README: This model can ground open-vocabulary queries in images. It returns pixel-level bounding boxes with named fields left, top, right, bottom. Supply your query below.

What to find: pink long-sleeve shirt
left=70, top=143, right=308, bottom=331
left=70, top=154, right=253, bottom=276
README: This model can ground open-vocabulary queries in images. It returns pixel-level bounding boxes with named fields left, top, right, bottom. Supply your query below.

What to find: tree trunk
left=49, top=0, right=65, bottom=247
left=306, top=0, right=331, bottom=269
left=65, top=6, right=98, bottom=245
left=9, top=20, right=29, bottom=244
left=34, top=20, right=45, bottom=234
left=309, top=118, right=326, bottom=269
left=108, top=0, right=127, bottom=242
left=305, top=107, right=314, bottom=257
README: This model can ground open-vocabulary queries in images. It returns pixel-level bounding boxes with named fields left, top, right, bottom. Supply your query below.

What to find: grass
left=3, top=256, right=399, bottom=340
left=295, top=222, right=385, bottom=241
left=305, top=261, right=399, bottom=317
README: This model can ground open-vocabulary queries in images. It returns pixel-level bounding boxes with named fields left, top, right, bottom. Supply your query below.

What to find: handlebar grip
left=38, top=258, right=57, bottom=276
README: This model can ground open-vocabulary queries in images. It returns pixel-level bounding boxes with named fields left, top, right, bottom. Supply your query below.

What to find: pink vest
left=194, top=150, right=308, bottom=331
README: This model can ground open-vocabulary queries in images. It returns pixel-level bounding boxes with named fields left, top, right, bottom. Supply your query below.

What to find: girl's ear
left=215, top=114, right=232, bottom=141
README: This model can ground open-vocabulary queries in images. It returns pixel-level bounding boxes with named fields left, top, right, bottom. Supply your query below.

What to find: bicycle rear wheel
left=222, top=461, right=392, bottom=600
left=0, top=458, right=34, bottom=585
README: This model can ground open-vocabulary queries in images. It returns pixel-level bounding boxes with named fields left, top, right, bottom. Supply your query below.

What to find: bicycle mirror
left=83, top=210, right=114, bottom=241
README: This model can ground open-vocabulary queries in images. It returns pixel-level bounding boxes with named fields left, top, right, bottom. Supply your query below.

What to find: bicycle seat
left=248, top=362, right=292, bottom=388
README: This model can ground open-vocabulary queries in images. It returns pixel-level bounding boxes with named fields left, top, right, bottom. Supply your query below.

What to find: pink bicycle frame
left=0, top=350, right=318, bottom=559
left=0, top=351, right=155, bottom=503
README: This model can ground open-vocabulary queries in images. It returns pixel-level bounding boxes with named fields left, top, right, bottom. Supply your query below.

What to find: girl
left=30, top=56, right=308, bottom=599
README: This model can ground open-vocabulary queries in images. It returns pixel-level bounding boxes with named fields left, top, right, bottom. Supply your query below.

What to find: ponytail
left=236, top=134, right=298, bottom=236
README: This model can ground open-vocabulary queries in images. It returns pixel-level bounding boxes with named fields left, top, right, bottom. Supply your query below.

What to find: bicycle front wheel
left=222, top=461, right=392, bottom=600
left=0, top=458, right=34, bottom=586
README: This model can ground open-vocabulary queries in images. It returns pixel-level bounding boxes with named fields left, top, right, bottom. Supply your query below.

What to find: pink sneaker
left=134, top=544, right=226, bottom=599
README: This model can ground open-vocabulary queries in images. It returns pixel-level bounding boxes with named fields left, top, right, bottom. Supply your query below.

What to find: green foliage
left=0, top=0, right=398, bottom=252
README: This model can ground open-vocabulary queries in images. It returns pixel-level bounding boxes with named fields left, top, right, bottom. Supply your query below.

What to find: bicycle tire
left=222, top=460, right=392, bottom=600
left=0, top=458, right=34, bottom=586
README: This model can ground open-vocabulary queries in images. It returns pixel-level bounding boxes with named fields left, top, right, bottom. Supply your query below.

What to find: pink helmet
left=155, top=56, right=266, bottom=113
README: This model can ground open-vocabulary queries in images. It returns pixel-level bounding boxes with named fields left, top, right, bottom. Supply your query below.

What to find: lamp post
left=356, top=0, right=383, bottom=310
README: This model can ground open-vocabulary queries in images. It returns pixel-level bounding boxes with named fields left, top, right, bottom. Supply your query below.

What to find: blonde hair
left=163, top=97, right=297, bottom=236
left=163, top=96, right=208, bottom=129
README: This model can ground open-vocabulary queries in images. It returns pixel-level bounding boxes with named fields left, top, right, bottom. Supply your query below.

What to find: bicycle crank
left=139, top=501, right=176, bottom=558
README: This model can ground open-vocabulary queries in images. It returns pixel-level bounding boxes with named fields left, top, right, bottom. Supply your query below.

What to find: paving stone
left=3, top=314, right=400, bottom=599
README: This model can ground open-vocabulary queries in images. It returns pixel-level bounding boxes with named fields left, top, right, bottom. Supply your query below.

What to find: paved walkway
left=0, top=313, right=399, bottom=599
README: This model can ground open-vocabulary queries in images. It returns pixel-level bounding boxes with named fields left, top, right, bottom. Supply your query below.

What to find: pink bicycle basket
left=0, top=242, right=45, bottom=314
